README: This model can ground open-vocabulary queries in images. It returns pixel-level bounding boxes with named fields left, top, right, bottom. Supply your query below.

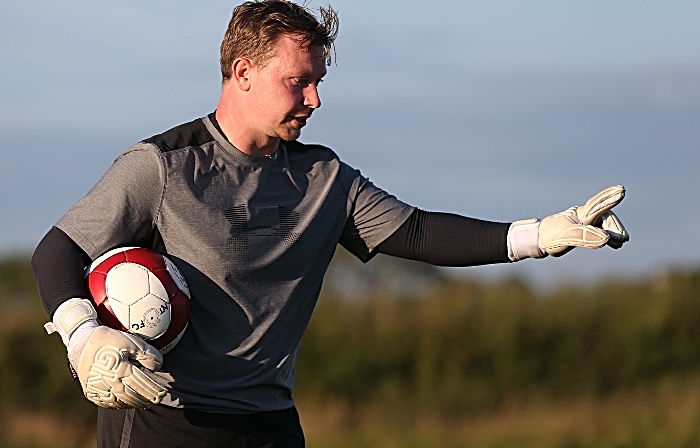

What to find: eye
left=291, top=77, right=323, bottom=87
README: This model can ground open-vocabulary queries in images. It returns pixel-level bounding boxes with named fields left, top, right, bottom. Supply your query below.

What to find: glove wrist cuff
left=508, top=218, right=546, bottom=261
left=45, top=298, right=99, bottom=347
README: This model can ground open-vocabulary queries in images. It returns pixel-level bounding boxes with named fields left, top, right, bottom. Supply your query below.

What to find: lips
left=290, top=115, right=310, bottom=128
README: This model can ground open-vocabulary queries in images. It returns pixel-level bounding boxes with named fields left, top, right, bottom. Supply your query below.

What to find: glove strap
left=507, top=219, right=546, bottom=261
left=45, top=298, right=99, bottom=347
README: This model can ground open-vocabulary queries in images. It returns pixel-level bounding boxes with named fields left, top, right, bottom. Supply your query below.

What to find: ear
left=231, top=57, right=253, bottom=91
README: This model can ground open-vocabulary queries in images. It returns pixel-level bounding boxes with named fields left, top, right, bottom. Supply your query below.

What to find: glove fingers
left=600, top=211, right=629, bottom=249
left=84, top=375, right=122, bottom=408
left=77, top=327, right=166, bottom=409
left=112, top=384, right=154, bottom=409
left=121, top=333, right=164, bottom=371
left=121, top=369, right=167, bottom=407
left=543, top=225, right=609, bottom=256
left=130, top=353, right=162, bottom=372
left=577, top=185, right=625, bottom=226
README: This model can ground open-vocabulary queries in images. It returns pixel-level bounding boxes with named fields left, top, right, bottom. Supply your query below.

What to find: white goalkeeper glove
left=508, top=185, right=629, bottom=261
left=45, top=298, right=167, bottom=409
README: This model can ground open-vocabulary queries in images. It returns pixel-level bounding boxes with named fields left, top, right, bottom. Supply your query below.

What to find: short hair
left=220, top=1, right=339, bottom=82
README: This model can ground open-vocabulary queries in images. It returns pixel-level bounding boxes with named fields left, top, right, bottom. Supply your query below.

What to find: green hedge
left=297, top=257, right=700, bottom=415
left=0, top=256, right=96, bottom=420
left=2, top=253, right=700, bottom=419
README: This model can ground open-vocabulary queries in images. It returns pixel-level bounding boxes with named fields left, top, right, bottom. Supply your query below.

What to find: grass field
left=297, top=376, right=700, bottom=448
left=5, top=376, right=700, bottom=448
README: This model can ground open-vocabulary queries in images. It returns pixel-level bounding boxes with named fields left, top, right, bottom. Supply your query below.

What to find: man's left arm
left=376, top=211, right=510, bottom=266
left=376, top=185, right=629, bottom=265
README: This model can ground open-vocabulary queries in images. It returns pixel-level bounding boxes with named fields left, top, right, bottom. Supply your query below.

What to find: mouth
left=289, top=113, right=311, bottom=128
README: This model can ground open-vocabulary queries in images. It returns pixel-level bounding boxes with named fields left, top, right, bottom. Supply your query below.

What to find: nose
left=304, top=85, right=321, bottom=109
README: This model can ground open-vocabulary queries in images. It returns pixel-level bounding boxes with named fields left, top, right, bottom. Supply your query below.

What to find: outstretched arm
left=376, top=210, right=510, bottom=266
left=376, top=185, right=629, bottom=266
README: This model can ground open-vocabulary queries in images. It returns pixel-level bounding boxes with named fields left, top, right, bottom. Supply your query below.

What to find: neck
left=215, top=99, right=279, bottom=158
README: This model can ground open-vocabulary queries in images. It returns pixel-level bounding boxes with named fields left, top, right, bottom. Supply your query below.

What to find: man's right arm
left=32, top=227, right=167, bottom=409
left=32, top=226, right=92, bottom=318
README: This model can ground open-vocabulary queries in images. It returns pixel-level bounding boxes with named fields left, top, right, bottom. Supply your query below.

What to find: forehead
left=262, top=35, right=326, bottom=74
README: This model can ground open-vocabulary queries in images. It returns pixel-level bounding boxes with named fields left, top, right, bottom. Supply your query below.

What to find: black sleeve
left=31, top=226, right=92, bottom=318
left=375, top=209, right=511, bottom=266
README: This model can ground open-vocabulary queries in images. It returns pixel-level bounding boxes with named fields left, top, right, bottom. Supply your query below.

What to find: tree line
left=1, top=251, right=699, bottom=441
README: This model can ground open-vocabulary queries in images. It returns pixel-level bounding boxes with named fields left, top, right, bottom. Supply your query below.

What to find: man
left=31, top=1, right=629, bottom=447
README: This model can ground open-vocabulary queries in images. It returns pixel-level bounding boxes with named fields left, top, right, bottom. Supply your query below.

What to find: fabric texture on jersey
left=377, top=209, right=510, bottom=266
left=55, top=115, right=414, bottom=413
left=97, top=405, right=304, bottom=448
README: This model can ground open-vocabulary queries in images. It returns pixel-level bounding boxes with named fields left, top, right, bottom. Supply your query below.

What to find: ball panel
left=105, top=263, right=151, bottom=306
left=127, top=295, right=170, bottom=340
left=90, top=247, right=136, bottom=269
left=89, top=248, right=131, bottom=275
left=150, top=269, right=179, bottom=301
left=154, top=323, right=188, bottom=354
left=107, top=298, right=132, bottom=329
left=87, top=271, right=108, bottom=306
left=146, top=271, right=169, bottom=302
left=95, top=301, right=128, bottom=332
left=124, top=248, right=166, bottom=271
left=168, top=289, right=191, bottom=334
left=164, top=257, right=190, bottom=298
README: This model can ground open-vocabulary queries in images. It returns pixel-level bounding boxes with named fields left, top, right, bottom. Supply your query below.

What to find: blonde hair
left=220, top=1, right=339, bottom=81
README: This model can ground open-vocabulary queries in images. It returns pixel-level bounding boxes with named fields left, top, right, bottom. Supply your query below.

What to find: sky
left=2, top=0, right=699, bottom=288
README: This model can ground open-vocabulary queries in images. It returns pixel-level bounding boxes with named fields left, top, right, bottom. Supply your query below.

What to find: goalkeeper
left=31, top=1, right=628, bottom=447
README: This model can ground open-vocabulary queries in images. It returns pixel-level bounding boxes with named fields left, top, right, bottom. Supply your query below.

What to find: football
left=86, top=247, right=191, bottom=354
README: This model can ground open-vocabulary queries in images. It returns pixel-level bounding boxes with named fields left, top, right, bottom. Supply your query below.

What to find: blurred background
left=1, top=0, right=699, bottom=446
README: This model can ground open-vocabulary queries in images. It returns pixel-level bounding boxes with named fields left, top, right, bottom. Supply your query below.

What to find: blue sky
left=2, top=0, right=699, bottom=287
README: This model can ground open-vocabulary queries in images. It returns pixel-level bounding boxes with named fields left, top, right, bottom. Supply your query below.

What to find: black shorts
left=97, top=404, right=304, bottom=448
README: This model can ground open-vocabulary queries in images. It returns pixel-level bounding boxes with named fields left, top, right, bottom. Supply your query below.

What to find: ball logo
left=135, top=304, right=169, bottom=330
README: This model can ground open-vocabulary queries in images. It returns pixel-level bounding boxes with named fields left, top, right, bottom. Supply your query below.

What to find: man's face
left=248, top=35, right=327, bottom=142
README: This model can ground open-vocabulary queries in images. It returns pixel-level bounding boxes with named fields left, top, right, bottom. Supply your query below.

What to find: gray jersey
left=56, top=115, right=414, bottom=413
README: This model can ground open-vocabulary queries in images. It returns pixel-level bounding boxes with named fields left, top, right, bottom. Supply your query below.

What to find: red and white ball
left=86, top=247, right=191, bottom=354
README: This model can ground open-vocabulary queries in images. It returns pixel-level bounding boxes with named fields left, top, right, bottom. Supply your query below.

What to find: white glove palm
left=46, top=298, right=167, bottom=409
left=508, top=185, right=629, bottom=260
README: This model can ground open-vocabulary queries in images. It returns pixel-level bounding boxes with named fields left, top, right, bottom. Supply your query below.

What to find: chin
left=278, top=128, right=302, bottom=142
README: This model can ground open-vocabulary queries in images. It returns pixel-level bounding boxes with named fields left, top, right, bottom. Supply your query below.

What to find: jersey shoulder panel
left=286, top=140, right=333, bottom=154
left=142, top=117, right=214, bottom=153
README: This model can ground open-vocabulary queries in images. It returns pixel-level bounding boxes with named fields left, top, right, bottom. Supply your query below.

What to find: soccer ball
left=86, top=247, right=191, bottom=354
